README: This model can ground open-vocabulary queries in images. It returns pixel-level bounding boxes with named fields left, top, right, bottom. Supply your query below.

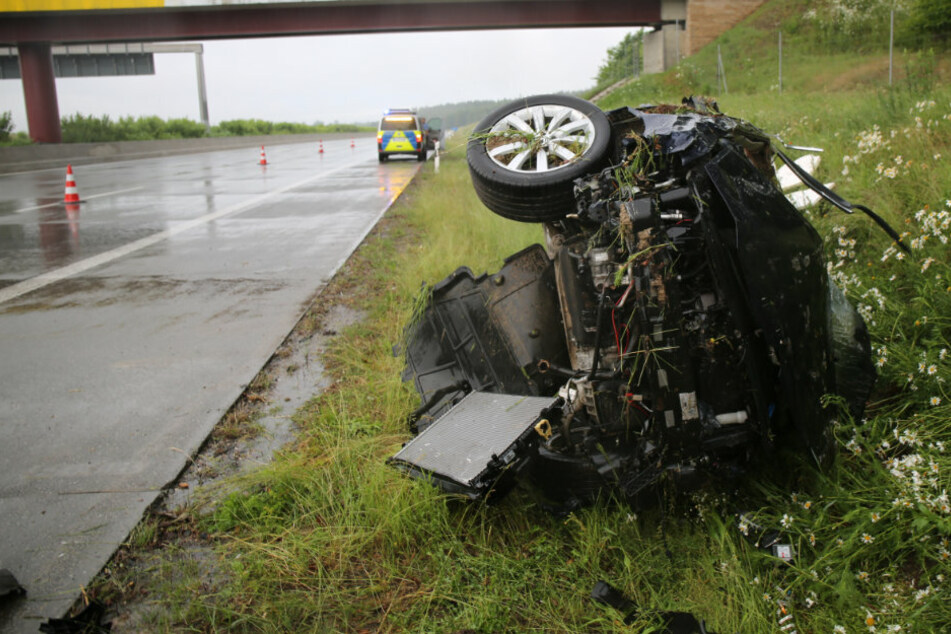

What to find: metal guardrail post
left=778, top=31, right=783, bottom=95
left=717, top=45, right=728, bottom=95
left=889, top=10, right=894, bottom=86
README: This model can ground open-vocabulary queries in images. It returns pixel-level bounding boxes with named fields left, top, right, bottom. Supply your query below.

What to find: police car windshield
left=381, top=116, right=417, bottom=131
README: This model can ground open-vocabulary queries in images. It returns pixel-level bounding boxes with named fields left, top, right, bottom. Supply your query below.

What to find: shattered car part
left=736, top=512, right=795, bottom=563
left=591, top=581, right=716, bottom=633
left=0, top=569, right=25, bottom=600
left=391, top=94, right=888, bottom=509
left=389, top=392, right=561, bottom=499
left=399, top=243, right=569, bottom=431
left=39, top=600, right=112, bottom=634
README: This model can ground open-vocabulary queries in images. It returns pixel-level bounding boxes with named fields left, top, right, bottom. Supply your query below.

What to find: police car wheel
left=467, top=94, right=611, bottom=222
left=417, top=150, right=426, bottom=162
left=378, top=153, right=388, bottom=163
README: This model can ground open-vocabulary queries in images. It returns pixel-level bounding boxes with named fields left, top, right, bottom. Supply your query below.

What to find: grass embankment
left=97, top=3, right=950, bottom=632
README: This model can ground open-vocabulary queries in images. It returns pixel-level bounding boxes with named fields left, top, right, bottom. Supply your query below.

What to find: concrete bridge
left=0, top=0, right=764, bottom=142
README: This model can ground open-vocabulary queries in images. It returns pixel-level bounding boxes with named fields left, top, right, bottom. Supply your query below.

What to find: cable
left=774, top=147, right=910, bottom=253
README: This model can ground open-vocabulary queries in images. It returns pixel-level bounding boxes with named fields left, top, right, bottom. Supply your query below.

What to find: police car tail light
left=415, top=131, right=423, bottom=144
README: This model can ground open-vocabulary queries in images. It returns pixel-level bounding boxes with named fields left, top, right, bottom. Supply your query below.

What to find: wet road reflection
left=37, top=202, right=80, bottom=267
left=0, top=138, right=422, bottom=630
left=0, top=143, right=419, bottom=289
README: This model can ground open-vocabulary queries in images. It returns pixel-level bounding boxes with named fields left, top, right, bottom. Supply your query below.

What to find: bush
left=0, top=110, right=13, bottom=142
left=904, top=0, right=951, bottom=44
left=214, top=119, right=273, bottom=136
left=802, top=0, right=909, bottom=51
left=61, top=113, right=118, bottom=143
left=595, top=31, right=644, bottom=89
left=211, top=119, right=372, bottom=136
left=162, top=117, right=207, bottom=139
left=59, top=113, right=209, bottom=142
left=55, top=113, right=371, bottom=143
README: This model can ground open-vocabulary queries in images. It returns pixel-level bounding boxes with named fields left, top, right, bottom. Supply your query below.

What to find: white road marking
left=13, top=186, right=146, bottom=214
left=0, top=159, right=369, bottom=305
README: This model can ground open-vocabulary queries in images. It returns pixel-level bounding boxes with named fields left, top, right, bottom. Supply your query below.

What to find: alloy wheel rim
left=485, top=104, right=597, bottom=173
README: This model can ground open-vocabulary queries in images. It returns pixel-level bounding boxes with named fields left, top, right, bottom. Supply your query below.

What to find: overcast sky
left=1, top=27, right=633, bottom=131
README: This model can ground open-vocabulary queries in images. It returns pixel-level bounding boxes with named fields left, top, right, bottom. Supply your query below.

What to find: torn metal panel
left=699, top=142, right=836, bottom=456
left=401, top=244, right=569, bottom=429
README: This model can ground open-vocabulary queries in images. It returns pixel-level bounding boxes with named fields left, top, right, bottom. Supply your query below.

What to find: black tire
left=379, top=153, right=388, bottom=163
left=417, top=149, right=427, bottom=162
left=467, top=94, right=612, bottom=222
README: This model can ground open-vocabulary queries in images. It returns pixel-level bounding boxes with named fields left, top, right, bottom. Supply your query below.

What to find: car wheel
left=379, top=153, right=388, bottom=163
left=467, top=94, right=612, bottom=222
left=417, top=150, right=427, bottom=162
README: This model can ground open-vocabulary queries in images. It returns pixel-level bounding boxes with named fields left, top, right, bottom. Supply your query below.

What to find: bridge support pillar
left=18, top=42, right=62, bottom=144
left=643, top=0, right=686, bottom=74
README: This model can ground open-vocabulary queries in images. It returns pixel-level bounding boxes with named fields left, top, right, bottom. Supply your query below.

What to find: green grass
left=94, top=2, right=951, bottom=631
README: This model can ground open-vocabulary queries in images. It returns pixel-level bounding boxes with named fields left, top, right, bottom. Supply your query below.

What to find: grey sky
left=1, top=27, right=633, bottom=131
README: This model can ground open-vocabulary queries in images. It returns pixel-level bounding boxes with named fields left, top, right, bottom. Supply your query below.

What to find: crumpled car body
left=389, top=95, right=878, bottom=511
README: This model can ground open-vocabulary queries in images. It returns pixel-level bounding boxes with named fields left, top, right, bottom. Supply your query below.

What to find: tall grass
left=96, top=2, right=950, bottom=631
left=61, top=114, right=208, bottom=142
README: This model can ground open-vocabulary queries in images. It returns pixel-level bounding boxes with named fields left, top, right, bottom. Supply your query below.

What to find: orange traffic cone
left=318, top=140, right=324, bottom=154
left=259, top=146, right=268, bottom=165
left=63, top=164, right=82, bottom=203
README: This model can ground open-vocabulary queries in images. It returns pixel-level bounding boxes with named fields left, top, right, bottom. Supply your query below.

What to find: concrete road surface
left=0, top=140, right=421, bottom=631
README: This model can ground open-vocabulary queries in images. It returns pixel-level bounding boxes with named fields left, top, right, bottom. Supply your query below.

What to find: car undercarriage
left=389, top=94, right=893, bottom=512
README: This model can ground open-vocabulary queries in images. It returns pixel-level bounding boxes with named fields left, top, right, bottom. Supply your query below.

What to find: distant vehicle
left=377, top=109, right=426, bottom=163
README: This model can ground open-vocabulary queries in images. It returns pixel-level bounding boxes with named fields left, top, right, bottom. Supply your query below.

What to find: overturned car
left=389, top=94, right=891, bottom=511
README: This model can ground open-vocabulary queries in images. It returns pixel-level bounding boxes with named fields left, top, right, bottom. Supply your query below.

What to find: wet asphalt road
left=0, top=139, right=421, bottom=630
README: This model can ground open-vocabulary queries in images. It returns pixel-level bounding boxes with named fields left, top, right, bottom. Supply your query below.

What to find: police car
left=377, top=109, right=427, bottom=163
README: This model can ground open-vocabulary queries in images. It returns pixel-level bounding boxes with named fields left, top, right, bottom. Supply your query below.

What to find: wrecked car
left=388, top=94, right=895, bottom=512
